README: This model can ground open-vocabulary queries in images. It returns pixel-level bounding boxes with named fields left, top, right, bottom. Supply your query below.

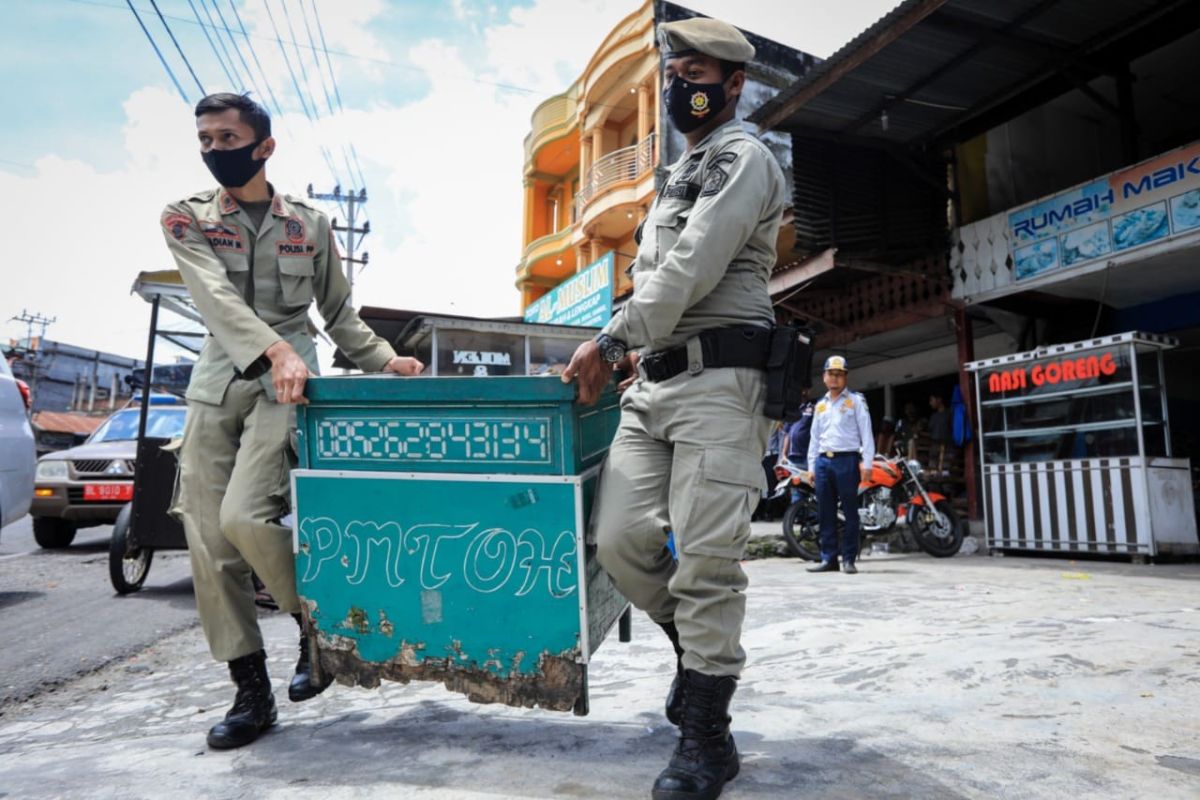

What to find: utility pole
left=9, top=309, right=55, bottom=346
left=307, top=184, right=370, bottom=304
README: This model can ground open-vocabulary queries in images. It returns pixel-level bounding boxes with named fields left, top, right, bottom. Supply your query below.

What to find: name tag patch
left=278, top=241, right=316, bottom=256
left=201, top=221, right=244, bottom=252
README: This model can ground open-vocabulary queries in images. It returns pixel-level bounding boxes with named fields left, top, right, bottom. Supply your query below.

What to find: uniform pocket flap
left=703, top=446, right=763, bottom=490
left=652, top=199, right=693, bottom=226
left=278, top=257, right=315, bottom=277
left=220, top=255, right=250, bottom=272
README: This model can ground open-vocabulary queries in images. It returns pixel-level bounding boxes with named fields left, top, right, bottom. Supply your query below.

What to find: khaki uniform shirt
left=601, top=118, right=787, bottom=351
left=160, top=187, right=396, bottom=405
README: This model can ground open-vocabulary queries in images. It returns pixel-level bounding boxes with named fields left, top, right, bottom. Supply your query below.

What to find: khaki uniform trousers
left=176, top=378, right=298, bottom=662
left=593, top=366, right=771, bottom=677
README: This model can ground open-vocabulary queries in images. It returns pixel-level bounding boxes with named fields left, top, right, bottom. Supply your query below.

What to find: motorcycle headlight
left=906, top=459, right=923, bottom=477
left=36, top=460, right=69, bottom=480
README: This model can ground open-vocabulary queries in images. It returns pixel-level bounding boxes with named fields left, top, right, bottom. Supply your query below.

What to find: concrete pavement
left=1, top=548, right=1198, bottom=799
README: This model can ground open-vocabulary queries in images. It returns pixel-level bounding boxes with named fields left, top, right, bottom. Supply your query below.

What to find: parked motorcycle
left=778, top=452, right=963, bottom=560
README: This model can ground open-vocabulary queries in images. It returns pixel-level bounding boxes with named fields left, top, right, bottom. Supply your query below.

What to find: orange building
left=516, top=2, right=659, bottom=311
left=516, top=2, right=817, bottom=320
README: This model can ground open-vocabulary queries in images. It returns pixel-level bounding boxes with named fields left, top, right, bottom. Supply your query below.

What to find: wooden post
left=954, top=305, right=979, bottom=520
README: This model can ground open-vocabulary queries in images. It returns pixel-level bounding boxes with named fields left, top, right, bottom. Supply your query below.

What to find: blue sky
left=1, top=0, right=899, bottom=360
left=3, top=0, right=535, bottom=173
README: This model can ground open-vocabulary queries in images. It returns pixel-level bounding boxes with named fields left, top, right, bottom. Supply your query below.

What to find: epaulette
left=184, top=187, right=218, bottom=203
left=286, top=194, right=318, bottom=211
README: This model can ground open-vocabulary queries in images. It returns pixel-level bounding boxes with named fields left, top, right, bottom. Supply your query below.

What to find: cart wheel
left=109, top=503, right=153, bottom=595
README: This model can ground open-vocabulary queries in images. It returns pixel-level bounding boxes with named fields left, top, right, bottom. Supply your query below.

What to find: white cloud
left=1, top=0, right=901, bottom=364
left=1, top=88, right=211, bottom=360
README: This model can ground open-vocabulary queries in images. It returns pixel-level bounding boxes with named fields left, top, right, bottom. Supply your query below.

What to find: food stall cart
left=108, top=270, right=203, bottom=594
left=291, top=375, right=627, bottom=714
left=966, top=331, right=1198, bottom=558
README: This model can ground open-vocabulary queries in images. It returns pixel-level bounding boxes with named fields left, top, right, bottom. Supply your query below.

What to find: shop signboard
left=1009, top=140, right=1200, bottom=280
left=524, top=252, right=613, bottom=328
left=980, top=349, right=1127, bottom=398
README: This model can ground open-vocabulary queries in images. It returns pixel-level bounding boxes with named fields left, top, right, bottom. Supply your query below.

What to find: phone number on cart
left=314, top=418, right=552, bottom=463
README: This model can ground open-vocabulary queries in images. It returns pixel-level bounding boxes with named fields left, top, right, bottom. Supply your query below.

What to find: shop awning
left=750, top=0, right=1199, bottom=148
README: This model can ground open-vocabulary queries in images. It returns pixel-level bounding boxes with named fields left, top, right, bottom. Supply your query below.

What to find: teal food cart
left=291, top=375, right=626, bottom=714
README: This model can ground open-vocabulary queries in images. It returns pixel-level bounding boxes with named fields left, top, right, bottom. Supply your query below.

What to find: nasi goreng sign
left=524, top=252, right=613, bottom=328
left=1009, top=140, right=1200, bottom=280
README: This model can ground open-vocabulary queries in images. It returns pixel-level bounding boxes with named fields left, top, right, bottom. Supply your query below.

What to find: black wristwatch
left=595, top=333, right=628, bottom=364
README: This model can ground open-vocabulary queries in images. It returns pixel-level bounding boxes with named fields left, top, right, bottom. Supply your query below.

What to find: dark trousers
left=814, top=453, right=861, bottom=563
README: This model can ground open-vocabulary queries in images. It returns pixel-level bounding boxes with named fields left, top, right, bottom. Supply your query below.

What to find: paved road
left=0, top=514, right=198, bottom=708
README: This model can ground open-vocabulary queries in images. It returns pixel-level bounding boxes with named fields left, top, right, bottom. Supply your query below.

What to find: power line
left=299, top=0, right=336, bottom=116
left=281, top=0, right=322, bottom=118
left=309, top=0, right=367, bottom=188
left=226, top=0, right=285, bottom=117
left=262, top=0, right=314, bottom=121
left=260, top=0, right=359, bottom=225
left=296, top=1, right=365, bottom=193
left=348, top=143, right=368, bottom=189
left=310, top=0, right=345, bottom=112
left=70, top=0, right=566, bottom=102
left=209, top=0, right=267, bottom=104
left=196, top=0, right=247, bottom=91
left=150, top=0, right=205, bottom=97
left=185, top=0, right=237, bottom=89
left=124, top=0, right=188, bottom=103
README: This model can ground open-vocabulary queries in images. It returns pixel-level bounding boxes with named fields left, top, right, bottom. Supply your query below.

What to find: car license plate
left=83, top=483, right=133, bottom=502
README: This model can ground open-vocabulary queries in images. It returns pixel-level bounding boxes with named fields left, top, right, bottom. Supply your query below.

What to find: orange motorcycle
left=780, top=451, right=962, bottom=560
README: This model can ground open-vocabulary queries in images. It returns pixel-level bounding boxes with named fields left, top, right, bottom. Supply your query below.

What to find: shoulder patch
left=699, top=151, right=739, bottom=198
left=162, top=211, right=192, bottom=241
left=816, top=402, right=828, bottom=413
left=843, top=397, right=854, bottom=409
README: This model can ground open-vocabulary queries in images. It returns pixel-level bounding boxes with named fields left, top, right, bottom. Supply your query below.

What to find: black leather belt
left=639, top=326, right=771, bottom=383
left=821, top=451, right=860, bottom=458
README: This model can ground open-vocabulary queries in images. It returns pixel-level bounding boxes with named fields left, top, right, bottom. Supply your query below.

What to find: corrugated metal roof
left=32, top=411, right=107, bottom=436
left=750, top=0, right=1185, bottom=145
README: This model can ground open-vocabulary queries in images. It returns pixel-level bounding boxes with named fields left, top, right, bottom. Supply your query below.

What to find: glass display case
left=966, top=332, right=1197, bottom=558
left=396, top=315, right=594, bottom=378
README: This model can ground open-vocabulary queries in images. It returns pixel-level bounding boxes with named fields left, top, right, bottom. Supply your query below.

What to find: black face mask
left=663, top=77, right=728, bottom=133
left=201, top=140, right=266, bottom=188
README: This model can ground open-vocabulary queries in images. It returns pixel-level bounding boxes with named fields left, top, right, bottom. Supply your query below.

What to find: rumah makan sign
left=524, top=252, right=613, bottom=328
left=1008, top=140, right=1200, bottom=281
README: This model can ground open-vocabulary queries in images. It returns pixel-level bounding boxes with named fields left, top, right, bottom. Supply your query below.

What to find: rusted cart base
left=315, top=638, right=587, bottom=714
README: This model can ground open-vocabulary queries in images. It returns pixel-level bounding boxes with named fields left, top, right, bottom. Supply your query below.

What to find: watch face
left=600, top=339, right=625, bottom=363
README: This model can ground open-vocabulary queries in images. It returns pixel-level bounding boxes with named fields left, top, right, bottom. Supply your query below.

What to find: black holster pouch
left=763, top=325, right=814, bottom=421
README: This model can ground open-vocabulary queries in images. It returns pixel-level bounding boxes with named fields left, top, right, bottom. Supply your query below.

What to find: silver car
left=0, top=356, right=36, bottom=534
left=30, top=403, right=187, bottom=548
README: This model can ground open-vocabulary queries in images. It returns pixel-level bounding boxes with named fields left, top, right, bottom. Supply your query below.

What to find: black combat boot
left=651, top=670, right=739, bottom=800
left=289, top=613, right=331, bottom=702
left=206, top=649, right=277, bottom=749
left=657, top=619, right=686, bottom=726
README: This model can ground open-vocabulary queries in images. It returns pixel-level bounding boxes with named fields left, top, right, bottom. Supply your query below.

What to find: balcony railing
left=574, top=133, right=655, bottom=219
